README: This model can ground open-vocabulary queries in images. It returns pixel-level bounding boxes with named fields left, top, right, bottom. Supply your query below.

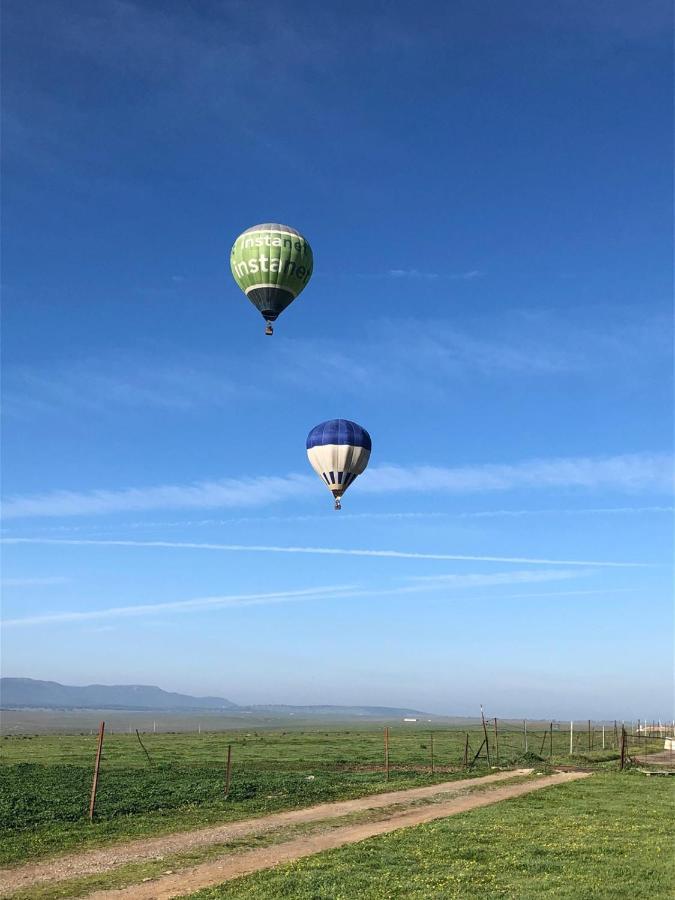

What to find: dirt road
left=0, top=769, right=534, bottom=896
left=0, top=769, right=591, bottom=898
left=82, top=771, right=589, bottom=899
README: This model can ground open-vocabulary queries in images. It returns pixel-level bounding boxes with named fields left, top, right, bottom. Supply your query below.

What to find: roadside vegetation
left=0, top=726, right=659, bottom=869
left=187, top=772, right=674, bottom=900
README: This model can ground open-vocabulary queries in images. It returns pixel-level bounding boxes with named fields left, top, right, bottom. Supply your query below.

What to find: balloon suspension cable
left=334, top=497, right=342, bottom=511
left=265, top=322, right=274, bottom=336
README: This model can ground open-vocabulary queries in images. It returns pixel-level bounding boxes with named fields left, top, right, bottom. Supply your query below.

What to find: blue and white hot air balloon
left=306, top=419, right=372, bottom=510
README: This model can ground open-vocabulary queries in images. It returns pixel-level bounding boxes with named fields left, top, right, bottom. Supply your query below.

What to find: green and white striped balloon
left=230, top=223, right=313, bottom=334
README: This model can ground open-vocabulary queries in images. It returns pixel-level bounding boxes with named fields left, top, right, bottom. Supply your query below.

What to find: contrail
left=2, top=582, right=640, bottom=629
left=0, top=537, right=649, bottom=567
left=1, top=584, right=358, bottom=627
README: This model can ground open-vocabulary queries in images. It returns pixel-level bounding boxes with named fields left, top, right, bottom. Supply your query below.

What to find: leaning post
left=89, top=721, right=105, bottom=822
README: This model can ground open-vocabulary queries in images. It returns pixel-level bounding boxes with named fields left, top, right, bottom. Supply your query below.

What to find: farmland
left=188, top=772, right=675, bottom=900
left=0, top=719, right=649, bottom=869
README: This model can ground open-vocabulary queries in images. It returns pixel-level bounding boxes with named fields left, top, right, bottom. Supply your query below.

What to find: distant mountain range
left=0, top=678, right=429, bottom=718
left=0, top=678, right=237, bottom=711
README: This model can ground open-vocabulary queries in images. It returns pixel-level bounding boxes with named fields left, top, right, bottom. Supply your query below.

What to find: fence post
left=384, top=727, right=390, bottom=781
left=480, top=706, right=491, bottom=767
left=619, top=726, right=626, bottom=770
left=470, top=738, right=487, bottom=769
left=225, top=744, right=232, bottom=796
left=135, top=729, right=152, bottom=766
left=89, top=721, right=105, bottom=822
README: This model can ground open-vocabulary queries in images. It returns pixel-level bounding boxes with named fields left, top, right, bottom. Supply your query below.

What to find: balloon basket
left=334, top=498, right=342, bottom=510
left=265, top=323, right=274, bottom=336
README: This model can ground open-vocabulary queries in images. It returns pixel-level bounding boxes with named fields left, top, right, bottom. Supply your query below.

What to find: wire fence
left=3, top=717, right=673, bottom=824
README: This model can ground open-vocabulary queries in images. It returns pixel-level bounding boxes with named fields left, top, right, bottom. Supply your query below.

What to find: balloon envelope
left=230, top=223, right=313, bottom=331
left=306, top=419, right=371, bottom=509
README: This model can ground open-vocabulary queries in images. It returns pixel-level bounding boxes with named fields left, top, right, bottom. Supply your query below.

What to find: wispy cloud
left=388, top=269, right=439, bottom=279
left=0, top=537, right=649, bottom=568
left=1, top=474, right=313, bottom=519
left=450, top=270, right=483, bottom=280
left=1, top=584, right=358, bottom=628
left=2, top=452, right=670, bottom=521
left=359, top=269, right=482, bottom=281
left=361, top=454, right=674, bottom=496
left=408, top=570, right=587, bottom=586
left=457, top=506, right=675, bottom=519
left=1, top=568, right=589, bottom=628
left=2, top=355, right=246, bottom=419
left=12, top=505, right=665, bottom=535
left=4, top=310, right=669, bottom=419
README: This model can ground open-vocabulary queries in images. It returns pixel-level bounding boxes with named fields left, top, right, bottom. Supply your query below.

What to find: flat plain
left=0, top=722, right=670, bottom=899
left=185, top=771, right=674, bottom=900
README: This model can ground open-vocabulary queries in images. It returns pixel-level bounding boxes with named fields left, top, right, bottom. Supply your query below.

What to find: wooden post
left=480, top=706, right=491, bottom=767
left=540, top=728, right=549, bottom=755
left=463, top=732, right=469, bottom=769
left=493, top=718, right=499, bottom=764
left=619, top=726, right=626, bottom=770
left=469, top=737, right=487, bottom=768
left=225, top=744, right=233, bottom=796
left=89, top=721, right=105, bottom=822
left=429, top=732, right=435, bottom=774
left=135, top=729, right=152, bottom=766
left=384, top=727, right=390, bottom=781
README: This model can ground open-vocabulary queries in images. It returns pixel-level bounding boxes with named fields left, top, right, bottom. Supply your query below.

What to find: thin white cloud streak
left=388, top=269, right=439, bottom=279
left=2, top=569, right=588, bottom=628
left=360, top=455, right=674, bottom=496
left=1, top=576, right=69, bottom=587
left=0, top=537, right=649, bottom=568
left=2, top=453, right=671, bottom=520
left=457, top=506, right=675, bottom=518
left=408, top=570, right=586, bottom=586
left=1, top=585, right=357, bottom=628
left=7, top=505, right=666, bottom=535
left=1, top=474, right=312, bottom=519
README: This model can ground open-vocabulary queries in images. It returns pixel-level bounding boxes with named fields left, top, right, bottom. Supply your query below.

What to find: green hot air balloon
left=230, top=223, right=313, bottom=335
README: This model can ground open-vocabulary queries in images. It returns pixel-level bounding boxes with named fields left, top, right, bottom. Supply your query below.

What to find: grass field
left=186, top=771, right=675, bottom=899
left=0, top=724, right=663, bottom=869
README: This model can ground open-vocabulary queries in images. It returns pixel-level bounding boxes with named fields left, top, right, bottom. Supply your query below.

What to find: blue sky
left=1, top=0, right=672, bottom=718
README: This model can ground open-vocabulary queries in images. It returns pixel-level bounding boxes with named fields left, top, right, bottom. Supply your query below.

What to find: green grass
left=187, top=772, right=675, bottom=899
left=0, top=727, right=488, bottom=867
left=4, top=775, right=537, bottom=900
left=0, top=727, right=662, bottom=869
